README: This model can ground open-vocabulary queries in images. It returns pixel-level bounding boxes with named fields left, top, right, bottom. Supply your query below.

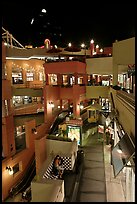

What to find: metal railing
left=116, top=90, right=135, bottom=110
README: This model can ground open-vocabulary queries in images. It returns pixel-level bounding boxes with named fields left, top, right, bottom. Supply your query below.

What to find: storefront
left=12, top=72, right=23, bottom=84
left=67, top=125, right=82, bottom=145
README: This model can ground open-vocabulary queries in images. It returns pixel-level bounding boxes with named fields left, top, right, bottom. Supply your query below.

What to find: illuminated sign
left=67, top=125, right=81, bottom=145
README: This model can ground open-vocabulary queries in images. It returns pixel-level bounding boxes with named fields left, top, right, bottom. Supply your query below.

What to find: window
left=13, top=163, right=20, bottom=175
left=26, top=72, right=34, bottom=81
left=63, top=75, right=68, bottom=85
left=49, top=74, right=57, bottom=85
left=12, top=72, right=23, bottom=84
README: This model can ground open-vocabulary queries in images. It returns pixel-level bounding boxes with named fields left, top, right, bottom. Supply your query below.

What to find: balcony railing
left=12, top=82, right=44, bottom=89
left=13, top=102, right=44, bottom=116
left=116, top=90, right=135, bottom=110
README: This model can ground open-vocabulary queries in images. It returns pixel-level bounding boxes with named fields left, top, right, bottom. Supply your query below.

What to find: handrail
left=116, top=90, right=135, bottom=109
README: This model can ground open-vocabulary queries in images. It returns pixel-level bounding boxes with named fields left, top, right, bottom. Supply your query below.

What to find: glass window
left=12, top=72, right=23, bottom=84
left=63, top=75, right=68, bottom=85
left=26, top=72, right=34, bottom=81
left=39, top=72, right=44, bottom=81
left=13, top=163, right=20, bottom=175
left=49, top=74, right=57, bottom=85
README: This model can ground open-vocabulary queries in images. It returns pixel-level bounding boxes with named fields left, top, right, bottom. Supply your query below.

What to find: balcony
left=13, top=102, right=44, bottom=116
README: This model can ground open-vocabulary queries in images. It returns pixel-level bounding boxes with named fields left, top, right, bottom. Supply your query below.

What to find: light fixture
left=49, top=102, right=54, bottom=108
left=81, top=43, right=85, bottom=48
left=68, top=42, right=72, bottom=47
left=117, top=149, right=123, bottom=154
left=79, top=104, right=84, bottom=110
left=6, top=166, right=13, bottom=175
left=32, top=128, right=37, bottom=135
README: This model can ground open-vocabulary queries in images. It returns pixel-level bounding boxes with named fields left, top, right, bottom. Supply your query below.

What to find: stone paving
left=76, top=132, right=107, bottom=202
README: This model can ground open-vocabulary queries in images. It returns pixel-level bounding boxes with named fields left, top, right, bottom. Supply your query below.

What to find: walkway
left=76, top=132, right=107, bottom=202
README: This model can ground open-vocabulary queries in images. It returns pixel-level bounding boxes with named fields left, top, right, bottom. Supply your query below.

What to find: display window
left=78, top=77, right=83, bottom=84
left=67, top=125, right=81, bottom=145
left=12, top=72, right=23, bottom=84
left=49, top=74, right=57, bottom=85
left=102, top=80, right=109, bottom=86
left=26, top=72, right=34, bottom=81
left=63, top=75, right=68, bottom=85
left=39, top=72, right=44, bottom=81
left=118, top=74, right=124, bottom=88
left=13, top=96, right=23, bottom=105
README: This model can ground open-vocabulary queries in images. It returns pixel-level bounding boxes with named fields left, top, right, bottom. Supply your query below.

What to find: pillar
left=73, top=98, right=80, bottom=119
left=45, top=74, right=49, bottom=85
left=112, top=62, right=118, bottom=86
left=57, top=74, right=63, bottom=86
left=83, top=74, right=88, bottom=85
left=22, top=68, right=26, bottom=84
left=60, top=99, right=63, bottom=111
left=96, top=45, right=99, bottom=54
left=74, top=72, right=78, bottom=85
left=90, top=39, right=94, bottom=56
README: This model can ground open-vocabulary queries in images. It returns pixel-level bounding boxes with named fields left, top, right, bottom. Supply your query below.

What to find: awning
left=111, top=133, right=135, bottom=177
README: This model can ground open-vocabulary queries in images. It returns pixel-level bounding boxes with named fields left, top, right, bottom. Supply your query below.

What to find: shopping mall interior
left=2, top=28, right=135, bottom=202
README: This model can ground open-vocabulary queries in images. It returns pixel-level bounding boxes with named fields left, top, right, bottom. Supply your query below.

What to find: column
left=22, top=68, right=26, bottom=84
left=57, top=74, right=63, bottom=86
left=83, top=74, right=88, bottom=85
left=45, top=74, right=49, bottom=85
left=74, top=72, right=78, bottom=85
left=73, top=98, right=80, bottom=119
left=113, top=62, right=118, bottom=86
left=96, top=45, right=99, bottom=54
left=90, top=39, right=94, bottom=56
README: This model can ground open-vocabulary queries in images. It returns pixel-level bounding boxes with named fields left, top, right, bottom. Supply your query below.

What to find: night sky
left=2, top=1, right=135, bottom=48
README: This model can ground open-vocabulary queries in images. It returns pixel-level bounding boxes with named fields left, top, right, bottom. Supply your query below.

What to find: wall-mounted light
left=78, top=104, right=84, bottom=110
left=32, top=128, right=37, bottom=135
left=6, top=166, right=13, bottom=175
left=49, top=102, right=54, bottom=108
left=79, top=104, right=84, bottom=110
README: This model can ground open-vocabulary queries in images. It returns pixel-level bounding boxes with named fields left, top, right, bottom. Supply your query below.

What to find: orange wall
left=2, top=119, right=40, bottom=201
left=44, top=85, right=60, bottom=101
left=44, top=61, right=86, bottom=74
left=44, top=84, right=86, bottom=101
left=2, top=80, right=12, bottom=99
left=2, top=116, right=15, bottom=157
left=35, top=135, right=47, bottom=174
left=60, top=85, right=86, bottom=100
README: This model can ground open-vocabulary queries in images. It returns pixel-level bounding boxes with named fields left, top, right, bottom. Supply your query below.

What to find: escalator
left=48, top=110, right=70, bottom=135
left=9, top=154, right=36, bottom=198
left=110, top=92, right=115, bottom=110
